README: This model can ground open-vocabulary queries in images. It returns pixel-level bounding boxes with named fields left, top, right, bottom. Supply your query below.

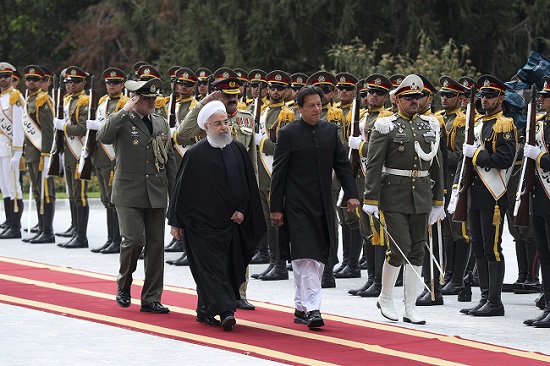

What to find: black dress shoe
left=140, top=302, right=170, bottom=314
left=91, top=241, right=111, bottom=253
left=349, top=279, right=373, bottom=296
left=469, top=301, right=504, bottom=317
left=333, top=266, right=361, bottom=279
left=441, top=281, right=462, bottom=295
left=533, top=311, right=550, bottom=328
left=196, top=314, right=220, bottom=326
left=221, top=315, right=236, bottom=331
left=100, top=242, right=120, bottom=254
left=294, top=309, right=308, bottom=325
left=116, top=288, right=131, bottom=308
left=460, top=301, right=486, bottom=314
left=416, top=290, right=444, bottom=306
left=524, top=310, right=550, bottom=326
left=173, top=255, right=189, bottom=266
left=357, top=283, right=381, bottom=297
left=236, top=299, right=255, bottom=310
left=63, top=239, right=89, bottom=248
left=164, top=239, right=184, bottom=252
left=307, top=310, right=324, bottom=328
left=321, top=277, right=336, bottom=288
left=29, top=233, right=56, bottom=244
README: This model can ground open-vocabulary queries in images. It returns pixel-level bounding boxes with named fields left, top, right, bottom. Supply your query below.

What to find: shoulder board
left=419, top=114, right=440, bottom=133
left=536, top=112, right=546, bottom=121
left=359, top=109, right=368, bottom=119
left=76, top=95, right=90, bottom=107
left=115, top=96, right=130, bottom=112
left=9, top=89, right=22, bottom=105
left=493, top=115, right=515, bottom=133
left=433, top=110, right=444, bottom=117
left=453, top=113, right=466, bottom=128
left=277, top=106, right=295, bottom=122
left=237, top=109, right=253, bottom=117
left=189, top=98, right=198, bottom=110
left=35, top=92, right=49, bottom=108
left=155, top=97, right=167, bottom=109
left=374, top=115, right=397, bottom=134
left=378, top=109, right=394, bottom=118
left=98, top=95, right=109, bottom=105
left=326, top=107, right=344, bottom=122
left=237, top=101, right=247, bottom=111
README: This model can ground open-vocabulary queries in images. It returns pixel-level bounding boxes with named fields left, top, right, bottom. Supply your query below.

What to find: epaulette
left=326, top=106, right=344, bottom=122
left=277, top=106, right=295, bottom=123
left=98, top=95, right=109, bottom=105
left=453, top=112, right=466, bottom=128
left=536, top=112, right=546, bottom=121
left=285, top=100, right=295, bottom=108
left=374, top=115, right=397, bottom=134
left=260, top=103, right=269, bottom=113
left=155, top=97, right=167, bottom=109
left=35, top=92, right=49, bottom=108
left=189, top=98, right=198, bottom=110
left=435, top=114, right=445, bottom=128
left=9, top=89, right=22, bottom=105
left=237, top=109, right=253, bottom=117
left=115, top=95, right=130, bottom=112
left=493, top=115, right=515, bottom=134
left=237, top=101, right=247, bottom=111
left=378, top=108, right=394, bottom=118
left=76, top=95, right=90, bottom=107
left=433, top=110, right=444, bottom=117
left=419, top=114, right=440, bottom=133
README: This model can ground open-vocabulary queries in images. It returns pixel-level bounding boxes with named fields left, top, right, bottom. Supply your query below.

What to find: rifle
left=338, top=81, right=361, bottom=207
left=78, top=75, right=97, bottom=180
left=452, top=87, right=476, bottom=222
left=47, top=76, right=65, bottom=176
left=168, top=80, right=177, bottom=129
left=253, top=82, right=263, bottom=134
left=513, top=84, right=537, bottom=227
left=241, top=82, right=248, bottom=104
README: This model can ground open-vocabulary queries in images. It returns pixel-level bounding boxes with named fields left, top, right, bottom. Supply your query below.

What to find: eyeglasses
left=291, top=85, right=303, bottom=91
left=268, top=84, right=287, bottom=91
left=367, top=89, right=387, bottom=96
left=421, top=92, right=430, bottom=98
left=197, top=80, right=208, bottom=86
left=177, top=81, right=196, bottom=87
left=209, top=118, right=230, bottom=127
left=479, top=92, right=499, bottom=99
left=337, top=85, right=354, bottom=91
left=440, top=91, right=458, bottom=99
left=106, top=80, right=123, bottom=85
left=0, top=73, right=12, bottom=79
left=25, top=76, right=41, bottom=82
left=321, top=86, right=333, bottom=94
left=249, top=82, right=259, bottom=88
left=539, top=93, right=550, bottom=99
left=400, top=94, right=422, bottom=101
left=66, top=79, right=83, bottom=84
left=140, top=95, right=157, bottom=101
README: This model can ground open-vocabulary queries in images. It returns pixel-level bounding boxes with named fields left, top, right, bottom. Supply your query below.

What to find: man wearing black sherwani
left=168, top=101, right=265, bottom=331
left=270, top=86, right=360, bottom=328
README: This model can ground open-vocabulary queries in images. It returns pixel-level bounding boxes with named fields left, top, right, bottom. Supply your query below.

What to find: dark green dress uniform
left=24, top=84, right=56, bottom=243
left=97, top=81, right=177, bottom=307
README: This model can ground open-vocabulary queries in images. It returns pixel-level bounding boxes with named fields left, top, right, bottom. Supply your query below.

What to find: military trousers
left=95, top=162, right=115, bottom=208
left=64, top=161, right=88, bottom=207
left=469, top=207, right=505, bottom=262
left=382, top=211, right=428, bottom=267
left=27, top=160, right=56, bottom=204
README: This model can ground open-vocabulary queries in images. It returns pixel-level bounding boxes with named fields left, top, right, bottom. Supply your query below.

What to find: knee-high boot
left=403, top=264, right=426, bottom=324
left=102, top=207, right=121, bottom=253
left=376, top=261, right=401, bottom=321
left=64, top=205, right=89, bottom=248
left=443, top=238, right=456, bottom=285
left=0, top=199, right=23, bottom=239
left=335, top=228, right=361, bottom=278
left=514, top=239, right=528, bottom=283
left=442, top=239, right=471, bottom=294
left=470, top=260, right=505, bottom=316
left=261, top=228, right=288, bottom=281
left=0, top=197, right=11, bottom=231
left=334, top=227, right=350, bottom=274
left=252, top=227, right=277, bottom=279
left=250, top=230, right=270, bottom=264
left=29, top=202, right=56, bottom=243
left=358, top=245, right=385, bottom=297
left=461, top=256, right=489, bottom=314
left=92, top=208, right=112, bottom=252
left=23, top=199, right=43, bottom=242
left=56, top=201, right=76, bottom=237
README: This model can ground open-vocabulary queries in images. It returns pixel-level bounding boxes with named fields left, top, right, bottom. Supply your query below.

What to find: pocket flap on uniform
left=381, top=173, right=402, bottom=185
left=392, top=136, right=410, bottom=143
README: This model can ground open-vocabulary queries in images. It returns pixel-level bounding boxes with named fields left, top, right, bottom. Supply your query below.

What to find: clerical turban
left=197, top=100, right=227, bottom=130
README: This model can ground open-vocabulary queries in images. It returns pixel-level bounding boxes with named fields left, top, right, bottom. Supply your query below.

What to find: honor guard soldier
left=307, top=71, right=346, bottom=288
left=53, top=66, right=91, bottom=248
left=177, top=67, right=258, bottom=310
left=164, top=67, right=199, bottom=261
left=348, top=74, right=393, bottom=297
left=247, top=69, right=268, bottom=113
left=11, top=69, right=22, bottom=88
left=331, top=72, right=363, bottom=280
left=97, top=77, right=177, bottom=314
left=436, top=76, right=472, bottom=295
left=87, top=67, right=130, bottom=254
left=21, top=65, right=56, bottom=243
left=136, top=65, right=167, bottom=118
left=167, top=66, right=181, bottom=84
left=458, top=77, right=478, bottom=111
left=448, top=75, right=517, bottom=317
left=253, top=70, right=295, bottom=281
left=39, top=66, right=55, bottom=96
left=288, top=73, right=308, bottom=119
left=363, top=74, right=444, bottom=324
left=522, top=76, right=550, bottom=327
left=389, top=74, right=405, bottom=112
left=132, top=61, right=149, bottom=80
left=234, top=68, right=250, bottom=110
left=195, top=67, right=212, bottom=101
left=0, top=62, right=25, bottom=239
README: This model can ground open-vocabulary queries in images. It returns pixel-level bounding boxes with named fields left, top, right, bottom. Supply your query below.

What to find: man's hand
left=429, top=204, right=445, bottom=225
left=86, top=119, right=101, bottom=130
left=10, top=150, right=22, bottom=172
left=270, top=211, right=284, bottom=227
left=348, top=136, right=362, bottom=150
left=255, top=133, right=263, bottom=146
left=42, top=156, right=50, bottom=177
left=347, top=198, right=360, bottom=212
left=54, top=118, right=66, bottom=131
left=524, top=144, right=543, bottom=160
left=447, top=188, right=459, bottom=215
left=362, top=203, right=379, bottom=218
left=199, top=90, right=222, bottom=106
left=170, top=226, right=183, bottom=241
left=462, top=143, right=477, bottom=158
left=231, top=211, right=244, bottom=224
left=123, top=94, right=139, bottom=112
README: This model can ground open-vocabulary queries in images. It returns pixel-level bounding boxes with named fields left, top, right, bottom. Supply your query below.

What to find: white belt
left=383, top=166, right=429, bottom=178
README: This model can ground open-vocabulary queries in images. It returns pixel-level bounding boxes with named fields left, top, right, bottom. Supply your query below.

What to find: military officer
left=195, top=67, right=212, bottom=101
left=39, top=66, right=54, bottom=96
left=389, top=74, right=405, bottom=112
left=0, top=62, right=25, bottom=239
left=247, top=69, right=268, bottom=113
left=132, top=61, right=149, bottom=80
left=21, top=65, right=56, bottom=244
left=136, top=65, right=167, bottom=118
left=348, top=74, right=394, bottom=297
left=288, top=73, right=307, bottom=120
left=52, top=66, right=91, bottom=248
left=234, top=68, right=250, bottom=110
left=448, top=75, right=517, bottom=317
left=87, top=67, right=130, bottom=254
left=97, top=77, right=177, bottom=313
left=363, top=74, right=444, bottom=324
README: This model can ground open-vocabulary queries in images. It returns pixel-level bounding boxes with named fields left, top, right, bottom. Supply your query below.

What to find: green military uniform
left=22, top=65, right=56, bottom=243
left=97, top=77, right=177, bottom=308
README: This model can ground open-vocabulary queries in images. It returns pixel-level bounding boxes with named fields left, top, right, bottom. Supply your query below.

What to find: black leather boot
left=525, top=239, right=540, bottom=284
left=30, top=202, right=56, bottom=244
left=0, top=199, right=23, bottom=239
left=321, top=264, right=336, bottom=288
left=470, top=260, right=505, bottom=316
left=101, top=208, right=121, bottom=253
left=357, top=245, right=385, bottom=297
left=0, top=197, right=10, bottom=230
left=56, top=201, right=76, bottom=237
left=514, top=239, right=528, bottom=284
left=64, top=205, right=89, bottom=248
left=23, top=199, right=43, bottom=242
left=91, top=208, right=112, bottom=252
left=250, top=228, right=270, bottom=264
left=261, top=229, right=288, bottom=281
left=253, top=227, right=277, bottom=279
left=442, top=239, right=471, bottom=295
left=443, top=238, right=455, bottom=285
left=461, top=257, right=489, bottom=314
left=417, top=232, right=444, bottom=306
left=335, top=228, right=361, bottom=278
left=333, top=227, right=350, bottom=274
left=530, top=263, right=550, bottom=327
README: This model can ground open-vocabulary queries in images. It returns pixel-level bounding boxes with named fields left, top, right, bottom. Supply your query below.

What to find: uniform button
left=147, top=146, right=149, bottom=149
left=414, top=157, right=417, bottom=160
left=412, top=179, right=416, bottom=182
left=146, top=175, right=149, bottom=178
left=412, top=186, right=415, bottom=189
left=146, top=160, right=149, bottom=163
left=413, top=164, right=417, bottom=168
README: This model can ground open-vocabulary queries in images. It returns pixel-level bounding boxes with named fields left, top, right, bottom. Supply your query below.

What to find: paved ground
left=0, top=199, right=547, bottom=365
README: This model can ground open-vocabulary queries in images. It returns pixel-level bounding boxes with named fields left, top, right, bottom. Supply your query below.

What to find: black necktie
left=142, top=115, right=153, bottom=134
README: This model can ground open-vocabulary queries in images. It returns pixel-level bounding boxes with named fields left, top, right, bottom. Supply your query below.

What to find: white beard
left=207, top=131, right=232, bottom=148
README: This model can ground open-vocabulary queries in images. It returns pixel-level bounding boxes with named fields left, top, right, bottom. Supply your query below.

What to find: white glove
left=362, top=203, right=379, bottom=218
left=429, top=204, right=445, bottom=225
left=54, top=118, right=67, bottom=131
left=447, top=188, right=459, bottom=215
left=255, top=133, right=263, bottom=146
left=462, top=143, right=477, bottom=158
left=524, top=144, right=543, bottom=160
left=170, top=127, right=177, bottom=137
left=10, top=150, right=22, bottom=171
left=86, top=119, right=101, bottom=131
left=348, top=135, right=362, bottom=150
left=42, top=156, right=50, bottom=178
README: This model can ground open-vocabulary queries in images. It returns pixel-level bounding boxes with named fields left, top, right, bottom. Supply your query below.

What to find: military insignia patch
left=504, top=132, right=512, bottom=140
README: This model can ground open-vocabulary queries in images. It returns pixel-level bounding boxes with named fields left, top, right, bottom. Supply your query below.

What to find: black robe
left=167, top=139, right=266, bottom=316
left=270, top=119, right=359, bottom=265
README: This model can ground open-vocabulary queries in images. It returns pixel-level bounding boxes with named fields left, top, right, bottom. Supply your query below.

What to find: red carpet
left=1, top=256, right=549, bottom=365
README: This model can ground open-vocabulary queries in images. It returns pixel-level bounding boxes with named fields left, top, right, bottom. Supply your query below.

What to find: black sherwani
left=167, top=139, right=265, bottom=317
left=270, top=119, right=359, bottom=265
